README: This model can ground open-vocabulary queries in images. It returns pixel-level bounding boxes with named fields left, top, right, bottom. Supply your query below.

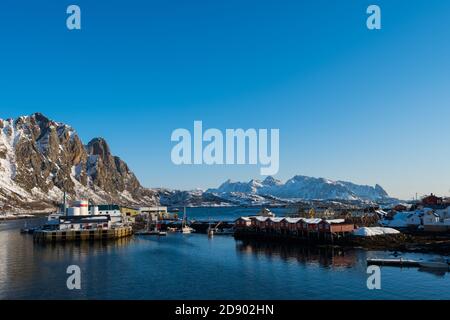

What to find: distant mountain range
left=203, top=176, right=391, bottom=204
left=159, top=176, right=396, bottom=206
left=0, top=113, right=394, bottom=212
left=159, top=176, right=394, bottom=207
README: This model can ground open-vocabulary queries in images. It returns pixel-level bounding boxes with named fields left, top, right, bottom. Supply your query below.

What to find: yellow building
left=120, top=206, right=140, bottom=217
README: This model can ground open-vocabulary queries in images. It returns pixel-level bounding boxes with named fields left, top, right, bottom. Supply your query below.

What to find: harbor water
left=0, top=207, right=449, bottom=300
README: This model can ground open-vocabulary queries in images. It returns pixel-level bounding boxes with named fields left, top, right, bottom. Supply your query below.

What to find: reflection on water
left=1, top=217, right=450, bottom=300
left=236, top=240, right=358, bottom=269
left=0, top=220, right=136, bottom=300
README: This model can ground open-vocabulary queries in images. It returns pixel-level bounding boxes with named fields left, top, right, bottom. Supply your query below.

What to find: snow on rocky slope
left=0, top=113, right=158, bottom=212
left=207, top=175, right=391, bottom=202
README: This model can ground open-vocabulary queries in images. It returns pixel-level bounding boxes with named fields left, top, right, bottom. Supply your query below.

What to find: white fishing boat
left=181, top=207, right=195, bottom=234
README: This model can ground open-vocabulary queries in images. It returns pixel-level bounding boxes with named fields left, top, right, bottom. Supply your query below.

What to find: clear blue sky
left=0, top=0, right=449, bottom=199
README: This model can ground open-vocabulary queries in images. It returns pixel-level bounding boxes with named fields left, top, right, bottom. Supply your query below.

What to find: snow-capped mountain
left=0, top=113, right=394, bottom=212
left=207, top=175, right=391, bottom=202
left=0, top=113, right=158, bottom=212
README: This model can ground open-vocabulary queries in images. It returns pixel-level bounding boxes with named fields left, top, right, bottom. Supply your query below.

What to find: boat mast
left=63, top=191, right=67, bottom=216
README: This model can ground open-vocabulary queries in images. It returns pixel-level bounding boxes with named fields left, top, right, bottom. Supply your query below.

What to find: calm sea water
left=0, top=207, right=449, bottom=300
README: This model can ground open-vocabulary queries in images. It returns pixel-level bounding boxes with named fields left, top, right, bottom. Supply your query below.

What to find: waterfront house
left=280, top=218, right=289, bottom=230
left=423, top=210, right=445, bottom=232
left=267, top=217, right=284, bottom=233
left=295, top=219, right=305, bottom=233
left=423, top=210, right=440, bottom=225
left=235, top=217, right=251, bottom=229
left=303, top=218, right=322, bottom=232
left=318, top=219, right=355, bottom=234
left=284, top=218, right=302, bottom=234
left=417, top=207, right=450, bottom=232
left=250, top=216, right=268, bottom=230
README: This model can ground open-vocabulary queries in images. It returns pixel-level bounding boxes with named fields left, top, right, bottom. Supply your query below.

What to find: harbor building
left=140, top=206, right=169, bottom=219
left=121, top=206, right=140, bottom=217
left=33, top=199, right=133, bottom=243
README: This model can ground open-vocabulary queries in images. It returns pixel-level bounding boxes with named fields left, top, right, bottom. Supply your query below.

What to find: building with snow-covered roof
left=235, top=217, right=251, bottom=229
left=423, top=210, right=446, bottom=232
left=422, top=193, right=443, bottom=206
left=249, top=216, right=268, bottom=229
left=258, top=208, right=275, bottom=217
left=423, top=210, right=440, bottom=225
left=280, top=218, right=302, bottom=233
left=405, top=212, right=422, bottom=227
left=318, top=219, right=355, bottom=234
left=234, top=216, right=355, bottom=242
left=435, top=207, right=450, bottom=220
left=266, top=217, right=284, bottom=232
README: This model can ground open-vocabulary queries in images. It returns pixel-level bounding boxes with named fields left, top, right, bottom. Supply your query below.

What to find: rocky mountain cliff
left=0, top=113, right=158, bottom=212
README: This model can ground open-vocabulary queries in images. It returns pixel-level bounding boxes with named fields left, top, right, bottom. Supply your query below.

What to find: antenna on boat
left=63, top=191, right=67, bottom=216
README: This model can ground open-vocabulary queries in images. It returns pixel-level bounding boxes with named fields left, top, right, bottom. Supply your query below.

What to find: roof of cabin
left=252, top=216, right=269, bottom=222
left=302, top=218, right=322, bottom=224
left=323, top=219, right=346, bottom=224
left=284, top=218, right=303, bottom=223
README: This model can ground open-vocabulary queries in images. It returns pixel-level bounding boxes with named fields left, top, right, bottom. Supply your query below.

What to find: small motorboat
left=180, top=207, right=195, bottom=234
left=181, top=226, right=195, bottom=234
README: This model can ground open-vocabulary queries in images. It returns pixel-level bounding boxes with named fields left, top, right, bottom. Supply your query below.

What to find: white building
left=140, top=206, right=168, bottom=219
left=423, top=211, right=440, bottom=225
left=406, top=212, right=422, bottom=227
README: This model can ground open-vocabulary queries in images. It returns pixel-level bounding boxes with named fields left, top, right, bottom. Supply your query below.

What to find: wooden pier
left=33, top=226, right=133, bottom=243
left=367, top=258, right=421, bottom=267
